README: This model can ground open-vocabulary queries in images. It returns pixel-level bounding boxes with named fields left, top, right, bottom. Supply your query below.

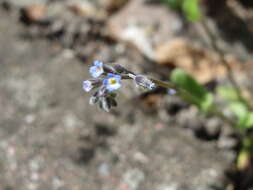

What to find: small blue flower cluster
left=82, top=60, right=156, bottom=111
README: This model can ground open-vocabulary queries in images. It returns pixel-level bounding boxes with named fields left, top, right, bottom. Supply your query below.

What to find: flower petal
left=83, top=80, right=93, bottom=92
left=93, top=60, right=103, bottom=67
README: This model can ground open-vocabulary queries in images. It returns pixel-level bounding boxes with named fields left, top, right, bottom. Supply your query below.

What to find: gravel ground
left=0, top=1, right=242, bottom=190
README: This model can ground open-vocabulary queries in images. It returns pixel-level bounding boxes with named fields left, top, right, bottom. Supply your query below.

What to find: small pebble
left=123, top=168, right=145, bottom=190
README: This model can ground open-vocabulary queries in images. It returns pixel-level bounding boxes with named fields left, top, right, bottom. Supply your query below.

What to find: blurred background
left=1, top=0, right=253, bottom=189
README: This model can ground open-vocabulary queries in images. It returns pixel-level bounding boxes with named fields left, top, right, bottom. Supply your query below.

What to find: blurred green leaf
left=182, top=0, right=201, bottom=21
left=237, top=137, right=253, bottom=170
left=161, top=0, right=182, bottom=10
left=229, top=101, right=251, bottom=129
left=239, top=112, right=253, bottom=129
left=217, top=85, right=240, bottom=101
left=229, top=101, right=248, bottom=119
left=237, top=149, right=250, bottom=170
left=244, top=113, right=253, bottom=128
left=170, top=69, right=213, bottom=112
left=217, top=85, right=253, bottom=129
left=200, top=93, right=213, bottom=113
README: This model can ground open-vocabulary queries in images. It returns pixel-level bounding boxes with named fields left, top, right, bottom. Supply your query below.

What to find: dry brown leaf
left=155, top=38, right=231, bottom=83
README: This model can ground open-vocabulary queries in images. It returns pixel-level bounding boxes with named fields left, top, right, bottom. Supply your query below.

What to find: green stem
left=152, top=78, right=239, bottom=129
left=126, top=73, right=244, bottom=136
left=151, top=78, right=177, bottom=89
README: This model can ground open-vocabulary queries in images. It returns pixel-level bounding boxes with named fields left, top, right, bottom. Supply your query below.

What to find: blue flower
left=82, top=79, right=102, bottom=92
left=103, top=73, right=122, bottom=92
left=82, top=80, right=93, bottom=92
left=89, top=61, right=104, bottom=78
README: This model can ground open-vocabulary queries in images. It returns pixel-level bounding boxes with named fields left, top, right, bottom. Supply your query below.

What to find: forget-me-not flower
left=82, top=79, right=102, bottom=92
left=83, top=61, right=178, bottom=112
left=83, top=80, right=93, bottom=92
left=103, top=73, right=122, bottom=92
left=89, top=61, right=104, bottom=78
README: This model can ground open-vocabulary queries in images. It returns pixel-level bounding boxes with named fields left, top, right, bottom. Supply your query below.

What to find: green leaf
left=244, top=113, right=253, bottom=128
left=217, top=85, right=253, bottom=129
left=237, top=137, right=253, bottom=170
left=182, top=0, right=201, bottom=22
left=170, top=69, right=213, bottom=112
left=200, top=93, right=213, bottom=113
left=237, top=149, right=250, bottom=170
left=239, top=112, right=253, bottom=129
left=229, top=101, right=248, bottom=119
left=229, top=101, right=252, bottom=129
left=217, top=85, right=240, bottom=102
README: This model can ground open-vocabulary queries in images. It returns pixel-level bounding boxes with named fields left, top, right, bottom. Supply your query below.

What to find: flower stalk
left=82, top=60, right=240, bottom=133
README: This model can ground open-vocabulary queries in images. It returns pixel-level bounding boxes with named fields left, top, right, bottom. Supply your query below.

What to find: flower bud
left=134, top=75, right=156, bottom=90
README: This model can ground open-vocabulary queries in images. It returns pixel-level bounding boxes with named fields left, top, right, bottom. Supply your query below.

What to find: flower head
left=89, top=61, right=104, bottom=78
left=83, top=61, right=160, bottom=112
left=103, top=73, right=121, bottom=92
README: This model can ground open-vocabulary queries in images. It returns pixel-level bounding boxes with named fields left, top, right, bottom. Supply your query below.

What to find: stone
left=23, top=4, right=46, bottom=23
left=107, top=0, right=182, bottom=60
